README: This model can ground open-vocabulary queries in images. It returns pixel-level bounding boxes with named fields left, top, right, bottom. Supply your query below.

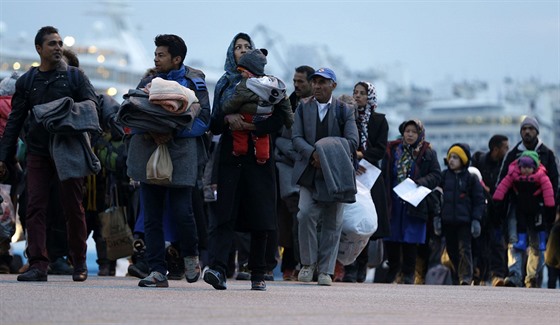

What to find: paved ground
left=1, top=274, right=559, bottom=324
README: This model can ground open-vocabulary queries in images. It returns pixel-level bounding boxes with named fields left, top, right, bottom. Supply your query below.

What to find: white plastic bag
left=146, top=144, right=173, bottom=185
left=337, top=180, right=378, bottom=265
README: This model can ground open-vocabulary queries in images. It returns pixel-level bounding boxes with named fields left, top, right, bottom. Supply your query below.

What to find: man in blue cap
left=291, top=67, right=358, bottom=286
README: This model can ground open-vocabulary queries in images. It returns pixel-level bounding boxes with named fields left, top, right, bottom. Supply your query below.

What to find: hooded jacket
left=493, top=159, right=555, bottom=207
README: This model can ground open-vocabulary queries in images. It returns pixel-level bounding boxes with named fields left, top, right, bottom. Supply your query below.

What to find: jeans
left=141, top=183, right=197, bottom=275
left=507, top=227, right=544, bottom=286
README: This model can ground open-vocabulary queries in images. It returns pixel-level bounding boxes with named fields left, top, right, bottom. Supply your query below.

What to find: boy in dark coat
left=434, top=143, right=485, bottom=285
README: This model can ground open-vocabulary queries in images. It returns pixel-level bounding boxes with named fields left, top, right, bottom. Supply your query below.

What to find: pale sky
left=1, top=0, right=559, bottom=89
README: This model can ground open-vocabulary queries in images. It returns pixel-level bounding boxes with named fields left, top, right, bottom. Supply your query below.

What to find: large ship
left=0, top=2, right=152, bottom=99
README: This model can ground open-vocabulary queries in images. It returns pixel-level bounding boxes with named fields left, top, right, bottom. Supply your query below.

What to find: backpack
left=425, top=264, right=452, bottom=285
left=22, top=65, right=81, bottom=96
left=94, top=133, right=127, bottom=176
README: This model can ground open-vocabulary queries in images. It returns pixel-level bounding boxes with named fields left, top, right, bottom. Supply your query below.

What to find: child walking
left=434, top=143, right=485, bottom=285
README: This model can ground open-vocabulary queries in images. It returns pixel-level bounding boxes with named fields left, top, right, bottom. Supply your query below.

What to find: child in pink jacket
left=493, top=150, right=555, bottom=253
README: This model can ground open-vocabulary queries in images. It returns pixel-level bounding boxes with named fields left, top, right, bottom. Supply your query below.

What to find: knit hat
left=237, top=48, right=268, bottom=76
left=446, top=143, right=471, bottom=166
left=518, top=150, right=539, bottom=168
left=0, top=72, right=19, bottom=96
left=520, top=116, right=539, bottom=134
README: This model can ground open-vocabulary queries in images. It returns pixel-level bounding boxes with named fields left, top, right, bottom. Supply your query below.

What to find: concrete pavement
left=1, top=274, right=559, bottom=324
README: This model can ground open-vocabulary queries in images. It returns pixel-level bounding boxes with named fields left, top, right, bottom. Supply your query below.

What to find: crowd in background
left=0, top=26, right=559, bottom=291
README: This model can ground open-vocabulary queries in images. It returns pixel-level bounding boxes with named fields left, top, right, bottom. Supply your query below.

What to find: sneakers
left=298, top=265, right=316, bottom=282
left=17, top=268, right=47, bottom=282
left=184, top=256, right=201, bottom=283
left=318, top=273, right=332, bottom=286
left=203, top=268, right=227, bottom=290
left=251, top=280, right=267, bottom=291
left=491, top=277, right=505, bottom=287
left=166, top=245, right=185, bottom=280
left=138, top=271, right=169, bottom=288
left=236, top=263, right=251, bottom=280
left=48, top=257, right=74, bottom=275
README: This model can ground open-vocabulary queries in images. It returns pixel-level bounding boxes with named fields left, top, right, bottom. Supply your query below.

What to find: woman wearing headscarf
left=342, top=81, right=390, bottom=283
left=381, top=119, right=441, bottom=284
left=204, top=33, right=289, bottom=291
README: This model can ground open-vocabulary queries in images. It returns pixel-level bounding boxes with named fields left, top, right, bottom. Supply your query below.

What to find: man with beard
left=0, top=26, right=99, bottom=282
left=289, top=66, right=314, bottom=110
left=496, top=116, right=558, bottom=287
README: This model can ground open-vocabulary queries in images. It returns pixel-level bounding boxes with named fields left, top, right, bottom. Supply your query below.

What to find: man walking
left=0, top=26, right=100, bottom=282
left=292, top=67, right=358, bottom=286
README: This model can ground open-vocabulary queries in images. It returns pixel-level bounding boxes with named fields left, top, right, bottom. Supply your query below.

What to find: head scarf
left=355, top=81, right=377, bottom=151
left=395, top=119, right=425, bottom=183
left=213, top=33, right=255, bottom=111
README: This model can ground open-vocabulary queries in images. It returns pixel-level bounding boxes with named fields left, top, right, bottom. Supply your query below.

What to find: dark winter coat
left=361, top=111, right=390, bottom=238
left=210, top=33, right=281, bottom=231
left=440, top=168, right=485, bottom=225
left=382, top=139, right=441, bottom=244
left=0, top=61, right=98, bottom=163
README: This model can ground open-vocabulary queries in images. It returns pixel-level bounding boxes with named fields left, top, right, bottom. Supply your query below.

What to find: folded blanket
left=313, top=136, right=356, bottom=203
left=32, top=97, right=101, bottom=180
left=147, top=77, right=198, bottom=114
left=117, top=89, right=197, bottom=133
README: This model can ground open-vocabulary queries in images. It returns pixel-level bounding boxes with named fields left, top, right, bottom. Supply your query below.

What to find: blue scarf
left=157, top=65, right=188, bottom=87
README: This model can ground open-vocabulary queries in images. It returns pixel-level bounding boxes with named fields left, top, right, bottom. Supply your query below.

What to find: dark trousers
left=487, top=226, right=507, bottom=279
left=25, top=154, right=87, bottom=272
left=208, top=216, right=268, bottom=281
left=443, top=223, right=473, bottom=284
left=385, top=241, right=418, bottom=283
left=141, top=183, right=198, bottom=275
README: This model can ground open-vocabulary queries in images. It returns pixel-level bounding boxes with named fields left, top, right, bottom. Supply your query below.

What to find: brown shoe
left=492, top=277, right=505, bottom=287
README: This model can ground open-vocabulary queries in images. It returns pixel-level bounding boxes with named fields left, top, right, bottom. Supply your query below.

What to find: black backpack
left=22, top=66, right=80, bottom=98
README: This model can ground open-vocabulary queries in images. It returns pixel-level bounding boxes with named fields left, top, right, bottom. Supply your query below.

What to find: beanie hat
left=518, top=150, right=539, bottom=168
left=446, top=143, right=471, bottom=166
left=0, top=72, right=19, bottom=96
left=520, top=116, right=539, bottom=134
left=237, top=48, right=268, bottom=76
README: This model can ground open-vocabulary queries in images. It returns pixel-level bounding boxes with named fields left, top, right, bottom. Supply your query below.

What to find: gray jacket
left=292, top=97, right=358, bottom=202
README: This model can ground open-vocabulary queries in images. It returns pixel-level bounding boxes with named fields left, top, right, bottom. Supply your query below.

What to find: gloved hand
left=471, top=219, right=481, bottom=238
left=433, top=217, right=442, bottom=236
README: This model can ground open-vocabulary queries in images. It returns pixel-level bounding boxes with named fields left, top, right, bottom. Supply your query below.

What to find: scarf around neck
left=157, top=65, right=188, bottom=87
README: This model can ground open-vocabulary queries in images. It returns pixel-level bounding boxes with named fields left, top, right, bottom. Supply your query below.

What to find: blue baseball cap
left=309, top=67, right=337, bottom=82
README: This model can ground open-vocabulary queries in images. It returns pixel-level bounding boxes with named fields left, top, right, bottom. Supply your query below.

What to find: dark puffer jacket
left=440, top=169, right=485, bottom=225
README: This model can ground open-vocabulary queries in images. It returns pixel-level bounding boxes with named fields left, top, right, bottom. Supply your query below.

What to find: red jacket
left=493, top=159, right=555, bottom=207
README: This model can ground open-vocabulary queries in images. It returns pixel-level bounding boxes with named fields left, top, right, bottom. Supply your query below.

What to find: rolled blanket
left=147, top=77, right=198, bottom=114
left=117, top=89, right=196, bottom=133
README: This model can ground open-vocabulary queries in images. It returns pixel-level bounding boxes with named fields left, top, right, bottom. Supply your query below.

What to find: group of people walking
left=0, top=26, right=558, bottom=292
